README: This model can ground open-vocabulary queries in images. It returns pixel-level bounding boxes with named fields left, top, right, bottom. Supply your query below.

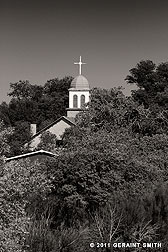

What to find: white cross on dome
left=74, top=56, right=86, bottom=75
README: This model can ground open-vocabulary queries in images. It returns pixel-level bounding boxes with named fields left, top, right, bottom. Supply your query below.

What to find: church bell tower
left=67, top=56, right=90, bottom=118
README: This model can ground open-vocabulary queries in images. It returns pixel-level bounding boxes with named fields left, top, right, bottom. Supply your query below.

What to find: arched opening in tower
left=80, top=95, right=85, bottom=108
left=73, top=94, right=78, bottom=108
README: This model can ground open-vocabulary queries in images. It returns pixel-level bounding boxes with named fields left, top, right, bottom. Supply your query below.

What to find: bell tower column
left=67, top=56, right=90, bottom=118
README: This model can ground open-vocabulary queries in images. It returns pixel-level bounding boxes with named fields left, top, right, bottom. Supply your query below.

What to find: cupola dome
left=69, top=75, right=90, bottom=90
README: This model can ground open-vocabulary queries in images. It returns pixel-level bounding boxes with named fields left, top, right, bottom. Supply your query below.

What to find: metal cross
left=74, top=56, right=86, bottom=75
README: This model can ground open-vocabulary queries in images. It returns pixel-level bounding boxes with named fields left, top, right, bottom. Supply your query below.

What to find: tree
left=0, top=76, right=73, bottom=155
left=6, top=76, right=73, bottom=127
left=40, top=76, right=73, bottom=126
left=7, top=121, right=32, bottom=156
left=125, top=60, right=168, bottom=109
left=36, top=131, right=58, bottom=153
left=43, top=88, right=168, bottom=229
left=0, top=121, right=13, bottom=157
left=0, top=159, right=52, bottom=252
left=3, top=86, right=166, bottom=251
left=8, top=80, right=43, bottom=101
left=0, top=102, right=11, bottom=126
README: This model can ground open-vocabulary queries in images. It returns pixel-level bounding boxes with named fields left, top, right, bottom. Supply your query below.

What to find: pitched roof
left=30, top=116, right=76, bottom=140
left=5, top=149, right=57, bottom=162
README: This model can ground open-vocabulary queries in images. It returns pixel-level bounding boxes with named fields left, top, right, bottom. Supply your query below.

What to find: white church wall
left=28, top=135, right=41, bottom=150
left=47, top=119, right=71, bottom=139
left=67, top=110, right=81, bottom=118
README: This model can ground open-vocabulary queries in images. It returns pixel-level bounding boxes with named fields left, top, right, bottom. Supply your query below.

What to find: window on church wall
left=73, top=94, right=78, bottom=108
left=80, top=95, right=85, bottom=108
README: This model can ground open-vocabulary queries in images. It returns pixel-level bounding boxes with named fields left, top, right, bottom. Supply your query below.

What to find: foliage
left=2, top=70, right=168, bottom=251
left=0, top=76, right=73, bottom=154
left=7, top=77, right=72, bottom=127
left=25, top=196, right=162, bottom=252
left=0, top=102, right=11, bottom=126
left=0, top=159, right=52, bottom=252
left=6, top=121, right=31, bottom=156
left=0, top=121, right=13, bottom=157
left=125, top=60, right=168, bottom=109
left=36, top=131, right=58, bottom=153
left=64, top=87, right=168, bottom=141
left=46, top=131, right=168, bottom=228
left=37, top=88, right=168, bottom=232
left=27, top=215, right=90, bottom=252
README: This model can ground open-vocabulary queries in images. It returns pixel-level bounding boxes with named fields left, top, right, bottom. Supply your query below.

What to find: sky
left=1, top=0, right=168, bottom=103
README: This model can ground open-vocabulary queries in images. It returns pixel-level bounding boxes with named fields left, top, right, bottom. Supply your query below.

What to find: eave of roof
left=68, top=88, right=90, bottom=91
left=5, top=149, right=58, bottom=162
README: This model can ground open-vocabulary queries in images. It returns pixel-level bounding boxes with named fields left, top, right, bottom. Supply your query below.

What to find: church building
left=26, top=56, right=90, bottom=150
left=6, top=56, right=90, bottom=162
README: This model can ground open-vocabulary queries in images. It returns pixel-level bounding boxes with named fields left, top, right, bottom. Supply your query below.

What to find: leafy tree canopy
left=44, top=88, right=168, bottom=226
left=0, top=76, right=73, bottom=155
left=125, top=60, right=168, bottom=109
